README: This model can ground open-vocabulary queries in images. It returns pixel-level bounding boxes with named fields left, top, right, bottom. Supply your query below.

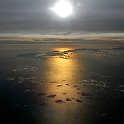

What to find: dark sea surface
left=0, top=41, right=124, bottom=124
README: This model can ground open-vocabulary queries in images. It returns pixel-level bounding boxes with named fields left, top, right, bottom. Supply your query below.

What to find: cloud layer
left=0, top=0, right=124, bottom=33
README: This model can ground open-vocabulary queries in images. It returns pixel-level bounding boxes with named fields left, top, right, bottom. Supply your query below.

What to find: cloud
left=0, top=0, right=124, bottom=33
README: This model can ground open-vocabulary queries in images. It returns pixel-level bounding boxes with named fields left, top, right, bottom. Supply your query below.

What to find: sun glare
left=56, top=47, right=72, bottom=52
left=50, top=0, right=73, bottom=18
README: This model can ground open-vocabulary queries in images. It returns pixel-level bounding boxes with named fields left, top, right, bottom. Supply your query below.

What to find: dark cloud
left=0, top=0, right=124, bottom=33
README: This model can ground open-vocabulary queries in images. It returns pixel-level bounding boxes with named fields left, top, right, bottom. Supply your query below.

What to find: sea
left=0, top=41, right=124, bottom=124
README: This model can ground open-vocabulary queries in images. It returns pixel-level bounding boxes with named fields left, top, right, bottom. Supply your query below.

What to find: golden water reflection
left=55, top=47, right=72, bottom=52
left=41, top=48, right=85, bottom=124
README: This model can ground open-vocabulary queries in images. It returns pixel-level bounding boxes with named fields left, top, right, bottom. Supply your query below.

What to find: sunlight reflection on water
left=32, top=47, right=86, bottom=124
left=0, top=44, right=124, bottom=124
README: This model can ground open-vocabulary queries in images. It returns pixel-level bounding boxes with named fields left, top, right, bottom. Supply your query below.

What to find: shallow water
left=0, top=42, right=124, bottom=124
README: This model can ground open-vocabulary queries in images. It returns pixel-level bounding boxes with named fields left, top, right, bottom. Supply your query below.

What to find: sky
left=0, top=0, right=124, bottom=35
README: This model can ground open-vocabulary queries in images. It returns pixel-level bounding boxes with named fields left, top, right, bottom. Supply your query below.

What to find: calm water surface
left=0, top=42, right=124, bottom=124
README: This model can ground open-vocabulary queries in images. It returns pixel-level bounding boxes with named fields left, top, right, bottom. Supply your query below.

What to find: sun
left=50, top=0, right=73, bottom=18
